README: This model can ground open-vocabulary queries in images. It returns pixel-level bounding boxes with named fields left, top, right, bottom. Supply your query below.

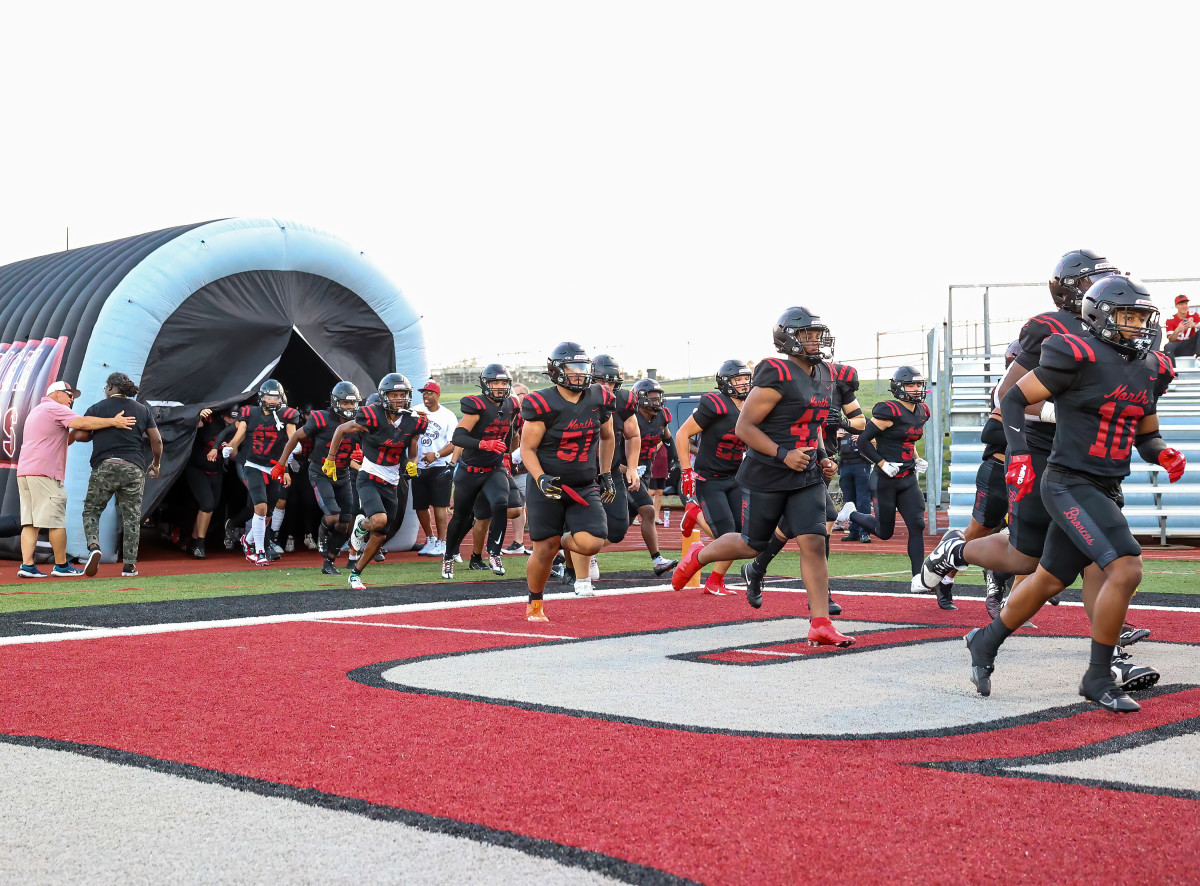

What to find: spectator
left=413, top=380, right=458, bottom=557
left=78, top=372, right=163, bottom=577
left=17, top=380, right=136, bottom=578
left=1165, top=295, right=1200, bottom=359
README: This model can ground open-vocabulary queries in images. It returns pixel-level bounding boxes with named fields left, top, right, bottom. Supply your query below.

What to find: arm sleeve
left=452, top=426, right=480, bottom=449
left=980, top=417, right=1007, bottom=449
left=1000, top=386, right=1032, bottom=455
left=856, top=420, right=884, bottom=464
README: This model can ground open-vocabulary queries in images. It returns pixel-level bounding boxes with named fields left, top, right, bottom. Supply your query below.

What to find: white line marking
left=310, top=620, right=577, bottom=640
left=731, top=648, right=801, bottom=657
left=24, top=622, right=94, bottom=630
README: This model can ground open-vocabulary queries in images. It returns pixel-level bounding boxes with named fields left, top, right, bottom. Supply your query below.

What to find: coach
left=17, top=380, right=137, bottom=579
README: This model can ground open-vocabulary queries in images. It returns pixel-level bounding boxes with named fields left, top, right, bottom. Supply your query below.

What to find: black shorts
left=309, top=466, right=355, bottom=522
left=185, top=467, right=223, bottom=513
left=627, top=477, right=654, bottom=512
left=413, top=465, right=453, bottom=510
left=647, top=476, right=666, bottom=491
left=356, top=473, right=402, bottom=532
left=740, top=482, right=827, bottom=550
left=472, top=472, right=523, bottom=519
left=1007, top=446, right=1051, bottom=559
left=241, top=463, right=283, bottom=508
left=603, top=470, right=631, bottom=543
left=697, top=474, right=743, bottom=537
left=971, top=457, right=1008, bottom=529
left=527, top=479, right=608, bottom=542
left=1039, top=466, right=1140, bottom=585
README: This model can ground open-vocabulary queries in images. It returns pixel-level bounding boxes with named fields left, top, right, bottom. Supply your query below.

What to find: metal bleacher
left=946, top=353, right=1200, bottom=544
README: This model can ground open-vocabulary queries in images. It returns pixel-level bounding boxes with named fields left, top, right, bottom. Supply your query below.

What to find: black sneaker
left=742, top=562, right=764, bottom=609
left=469, top=554, right=487, bottom=571
left=983, top=570, right=1005, bottom=620
left=918, top=530, right=966, bottom=591
left=549, top=553, right=566, bottom=582
left=321, top=559, right=341, bottom=576
left=1111, top=652, right=1160, bottom=692
left=827, top=593, right=842, bottom=616
left=936, top=581, right=957, bottom=611
left=1120, top=624, right=1151, bottom=646
left=964, top=628, right=995, bottom=697
left=1080, top=671, right=1140, bottom=713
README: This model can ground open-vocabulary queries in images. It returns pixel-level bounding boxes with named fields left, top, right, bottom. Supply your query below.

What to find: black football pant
left=445, top=467, right=509, bottom=558
left=851, top=470, right=926, bottom=575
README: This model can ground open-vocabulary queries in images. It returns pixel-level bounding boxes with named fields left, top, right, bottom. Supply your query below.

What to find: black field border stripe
left=0, top=733, right=698, bottom=886
left=914, top=716, right=1200, bottom=801
left=348, top=617, right=1200, bottom=741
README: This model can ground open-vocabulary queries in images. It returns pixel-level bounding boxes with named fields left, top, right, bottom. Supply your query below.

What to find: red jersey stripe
left=527, top=391, right=551, bottom=414
left=765, top=358, right=793, bottom=382
left=1034, top=313, right=1072, bottom=336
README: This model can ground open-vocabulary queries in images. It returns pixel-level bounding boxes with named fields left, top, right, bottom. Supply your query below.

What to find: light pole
left=687, top=341, right=692, bottom=393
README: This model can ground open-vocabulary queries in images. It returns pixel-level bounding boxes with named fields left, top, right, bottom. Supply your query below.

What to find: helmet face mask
left=479, top=363, right=513, bottom=403
left=632, top=378, right=666, bottom=413
left=258, top=379, right=285, bottom=413
left=1082, top=276, right=1159, bottom=358
left=377, top=373, right=413, bottom=415
left=715, top=359, right=752, bottom=400
left=1004, top=340, right=1021, bottom=368
left=547, top=342, right=592, bottom=392
left=330, top=381, right=362, bottom=420
left=590, top=354, right=623, bottom=390
left=1050, top=249, right=1119, bottom=314
left=773, top=307, right=834, bottom=364
left=890, top=366, right=928, bottom=403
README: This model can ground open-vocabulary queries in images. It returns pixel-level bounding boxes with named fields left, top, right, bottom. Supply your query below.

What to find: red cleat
left=704, top=572, right=729, bottom=596
left=807, top=618, right=855, bottom=648
left=672, top=542, right=704, bottom=591
left=680, top=501, right=703, bottom=536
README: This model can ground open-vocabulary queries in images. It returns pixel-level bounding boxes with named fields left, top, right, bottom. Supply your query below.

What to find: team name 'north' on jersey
left=692, top=390, right=745, bottom=479
left=459, top=393, right=520, bottom=469
left=522, top=384, right=615, bottom=486
left=737, top=357, right=832, bottom=492
left=870, top=399, right=931, bottom=466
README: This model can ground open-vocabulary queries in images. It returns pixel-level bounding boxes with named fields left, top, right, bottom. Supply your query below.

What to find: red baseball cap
left=1175, top=295, right=1190, bottom=305
left=419, top=380, right=441, bottom=395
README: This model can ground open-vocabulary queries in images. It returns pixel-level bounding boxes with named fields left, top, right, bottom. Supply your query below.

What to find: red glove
left=681, top=468, right=697, bottom=499
left=1006, top=453, right=1035, bottom=503
left=479, top=438, right=506, bottom=453
left=269, top=461, right=287, bottom=482
left=1159, top=447, right=1187, bottom=483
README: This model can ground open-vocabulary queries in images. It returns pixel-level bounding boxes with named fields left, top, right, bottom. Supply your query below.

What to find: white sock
left=271, top=507, right=285, bottom=531
left=252, top=514, right=267, bottom=553
left=940, top=574, right=954, bottom=585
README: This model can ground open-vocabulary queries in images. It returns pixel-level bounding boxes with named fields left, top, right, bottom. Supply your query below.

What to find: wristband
left=775, top=445, right=790, bottom=463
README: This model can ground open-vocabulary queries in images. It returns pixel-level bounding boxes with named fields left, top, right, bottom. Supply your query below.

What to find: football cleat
left=1111, top=654, right=1160, bottom=693
left=502, top=542, right=528, bottom=555
left=526, top=600, right=549, bottom=622
left=827, top=593, right=842, bottom=616
left=704, top=573, right=729, bottom=596
left=917, top=530, right=967, bottom=591
left=653, top=555, right=679, bottom=577
left=321, top=560, right=341, bottom=576
left=983, top=570, right=1005, bottom=620
left=964, top=628, right=995, bottom=697
left=588, top=556, right=600, bottom=581
left=244, top=544, right=259, bottom=566
left=349, top=515, right=369, bottom=553
left=348, top=572, right=365, bottom=591
left=671, top=542, right=703, bottom=591
left=680, top=501, right=703, bottom=536
left=469, top=554, right=487, bottom=571
left=549, top=553, right=566, bottom=582
left=1080, top=672, right=1140, bottom=713
left=573, top=579, right=596, bottom=597
left=441, top=558, right=454, bottom=580
left=417, top=539, right=438, bottom=557
left=1120, top=624, right=1151, bottom=646
left=807, top=620, right=855, bottom=648
left=936, top=581, right=958, bottom=611
left=489, top=553, right=506, bottom=576
left=742, top=562, right=765, bottom=609
left=254, top=553, right=270, bottom=567
left=1048, top=594, right=1061, bottom=606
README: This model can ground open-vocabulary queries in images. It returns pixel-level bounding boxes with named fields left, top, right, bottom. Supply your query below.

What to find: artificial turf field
left=1, top=539, right=1199, bottom=884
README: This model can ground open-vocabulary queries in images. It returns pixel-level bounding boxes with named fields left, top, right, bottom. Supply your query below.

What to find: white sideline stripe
left=732, top=648, right=801, bottom=657
left=24, top=622, right=94, bottom=630
left=310, top=620, right=577, bottom=640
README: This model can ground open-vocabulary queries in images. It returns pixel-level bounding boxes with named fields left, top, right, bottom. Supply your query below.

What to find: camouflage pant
left=82, top=459, right=146, bottom=565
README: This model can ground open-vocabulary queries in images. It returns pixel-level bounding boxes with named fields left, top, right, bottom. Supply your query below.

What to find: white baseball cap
left=46, top=380, right=82, bottom=398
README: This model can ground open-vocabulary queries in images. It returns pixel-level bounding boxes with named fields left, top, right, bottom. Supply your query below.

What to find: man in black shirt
left=79, top=372, right=163, bottom=577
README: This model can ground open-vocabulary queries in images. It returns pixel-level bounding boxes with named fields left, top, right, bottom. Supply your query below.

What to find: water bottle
left=663, top=508, right=671, bottom=528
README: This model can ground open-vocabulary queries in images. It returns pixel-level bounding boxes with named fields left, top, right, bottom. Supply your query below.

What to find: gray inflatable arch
left=0, top=217, right=427, bottom=560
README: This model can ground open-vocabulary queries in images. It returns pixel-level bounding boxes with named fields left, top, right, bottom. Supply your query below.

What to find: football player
left=276, top=381, right=362, bottom=575
left=226, top=379, right=301, bottom=566
left=964, top=277, right=1184, bottom=712
left=326, top=374, right=426, bottom=590
left=626, top=378, right=680, bottom=577
left=520, top=342, right=617, bottom=622
left=672, top=307, right=855, bottom=648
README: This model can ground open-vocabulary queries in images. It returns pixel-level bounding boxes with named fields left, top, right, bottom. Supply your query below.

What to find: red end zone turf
left=1, top=592, right=1198, bottom=884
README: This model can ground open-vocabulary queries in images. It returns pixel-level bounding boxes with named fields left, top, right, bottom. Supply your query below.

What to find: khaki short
left=18, top=475, right=67, bottom=529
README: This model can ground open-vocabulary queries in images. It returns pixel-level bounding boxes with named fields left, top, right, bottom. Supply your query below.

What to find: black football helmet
left=632, top=378, right=666, bottom=413
left=773, top=306, right=834, bottom=364
left=1004, top=340, right=1021, bottom=368
left=479, top=363, right=512, bottom=403
left=330, top=381, right=362, bottom=420
left=365, top=392, right=383, bottom=408
left=546, top=342, right=592, bottom=392
left=591, top=354, right=623, bottom=389
left=1082, top=276, right=1159, bottom=359
left=1049, top=249, right=1119, bottom=314
left=890, top=365, right=928, bottom=403
left=258, top=379, right=285, bottom=413
left=715, top=359, right=752, bottom=400
left=377, top=373, right=413, bottom=416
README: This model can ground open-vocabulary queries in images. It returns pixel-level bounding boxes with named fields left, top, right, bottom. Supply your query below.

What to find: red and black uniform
left=973, top=390, right=1009, bottom=530
left=185, top=413, right=229, bottom=515
left=354, top=404, right=427, bottom=535
left=303, top=408, right=359, bottom=522
left=238, top=405, right=301, bottom=506
left=445, top=394, right=521, bottom=559
left=522, top=384, right=615, bottom=542
left=852, top=399, right=930, bottom=574
left=628, top=405, right=675, bottom=512
left=600, top=388, right=640, bottom=543
left=692, top=390, right=746, bottom=537
left=1006, top=310, right=1089, bottom=557
left=1025, top=332, right=1165, bottom=585
left=822, top=362, right=861, bottom=455
left=737, top=357, right=832, bottom=548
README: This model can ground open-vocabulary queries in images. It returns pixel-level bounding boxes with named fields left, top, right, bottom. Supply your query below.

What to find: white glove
left=879, top=461, right=902, bottom=478
left=914, top=457, right=928, bottom=474
left=1038, top=401, right=1056, bottom=423
left=637, top=464, right=647, bottom=478
left=221, top=446, right=233, bottom=459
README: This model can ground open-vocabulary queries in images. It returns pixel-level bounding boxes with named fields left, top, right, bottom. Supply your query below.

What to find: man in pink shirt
left=16, top=380, right=136, bottom=578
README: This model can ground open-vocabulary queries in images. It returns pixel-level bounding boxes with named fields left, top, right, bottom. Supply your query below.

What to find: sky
left=4, top=2, right=1200, bottom=381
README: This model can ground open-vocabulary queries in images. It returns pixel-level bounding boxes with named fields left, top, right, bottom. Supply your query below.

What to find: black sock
left=1088, top=640, right=1116, bottom=677
left=649, top=551, right=659, bottom=560
left=849, top=512, right=879, bottom=537
left=824, top=534, right=831, bottom=560
left=753, top=534, right=787, bottom=574
left=529, top=591, right=543, bottom=602
left=979, top=616, right=1015, bottom=655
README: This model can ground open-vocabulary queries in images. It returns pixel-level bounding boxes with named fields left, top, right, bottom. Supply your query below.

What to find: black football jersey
left=459, top=393, right=520, bottom=469
left=737, top=357, right=832, bottom=492
left=189, top=416, right=226, bottom=471
left=981, top=417, right=1006, bottom=461
left=1015, top=311, right=1088, bottom=453
left=870, top=400, right=931, bottom=466
left=522, top=384, right=615, bottom=485
left=1037, top=332, right=1160, bottom=478
left=354, top=405, right=427, bottom=470
left=303, top=409, right=358, bottom=469
left=692, top=391, right=745, bottom=479
left=635, top=406, right=673, bottom=465
left=238, top=405, right=301, bottom=467
left=1151, top=351, right=1176, bottom=399
left=608, top=389, right=640, bottom=473
left=823, top=362, right=861, bottom=448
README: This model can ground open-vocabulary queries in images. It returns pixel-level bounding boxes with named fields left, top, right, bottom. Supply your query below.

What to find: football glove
left=479, top=438, right=507, bottom=453
left=536, top=473, right=563, bottom=500
left=680, top=468, right=697, bottom=499
left=269, top=461, right=287, bottom=482
left=322, top=458, right=338, bottom=481
left=914, top=457, right=928, bottom=474
left=406, top=461, right=418, bottom=477
left=1159, top=447, right=1187, bottom=483
left=879, top=461, right=902, bottom=478
left=1006, top=453, right=1035, bottom=502
left=598, top=472, right=616, bottom=504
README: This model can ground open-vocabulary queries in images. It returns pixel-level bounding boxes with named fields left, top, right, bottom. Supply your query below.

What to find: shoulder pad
left=872, top=400, right=901, bottom=420
left=522, top=390, right=554, bottom=418
left=1040, top=332, right=1097, bottom=371
left=701, top=392, right=727, bottom=415
left=754, top=357, right=794, bottom=386
left=461, top=396, right=486, bottom=415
